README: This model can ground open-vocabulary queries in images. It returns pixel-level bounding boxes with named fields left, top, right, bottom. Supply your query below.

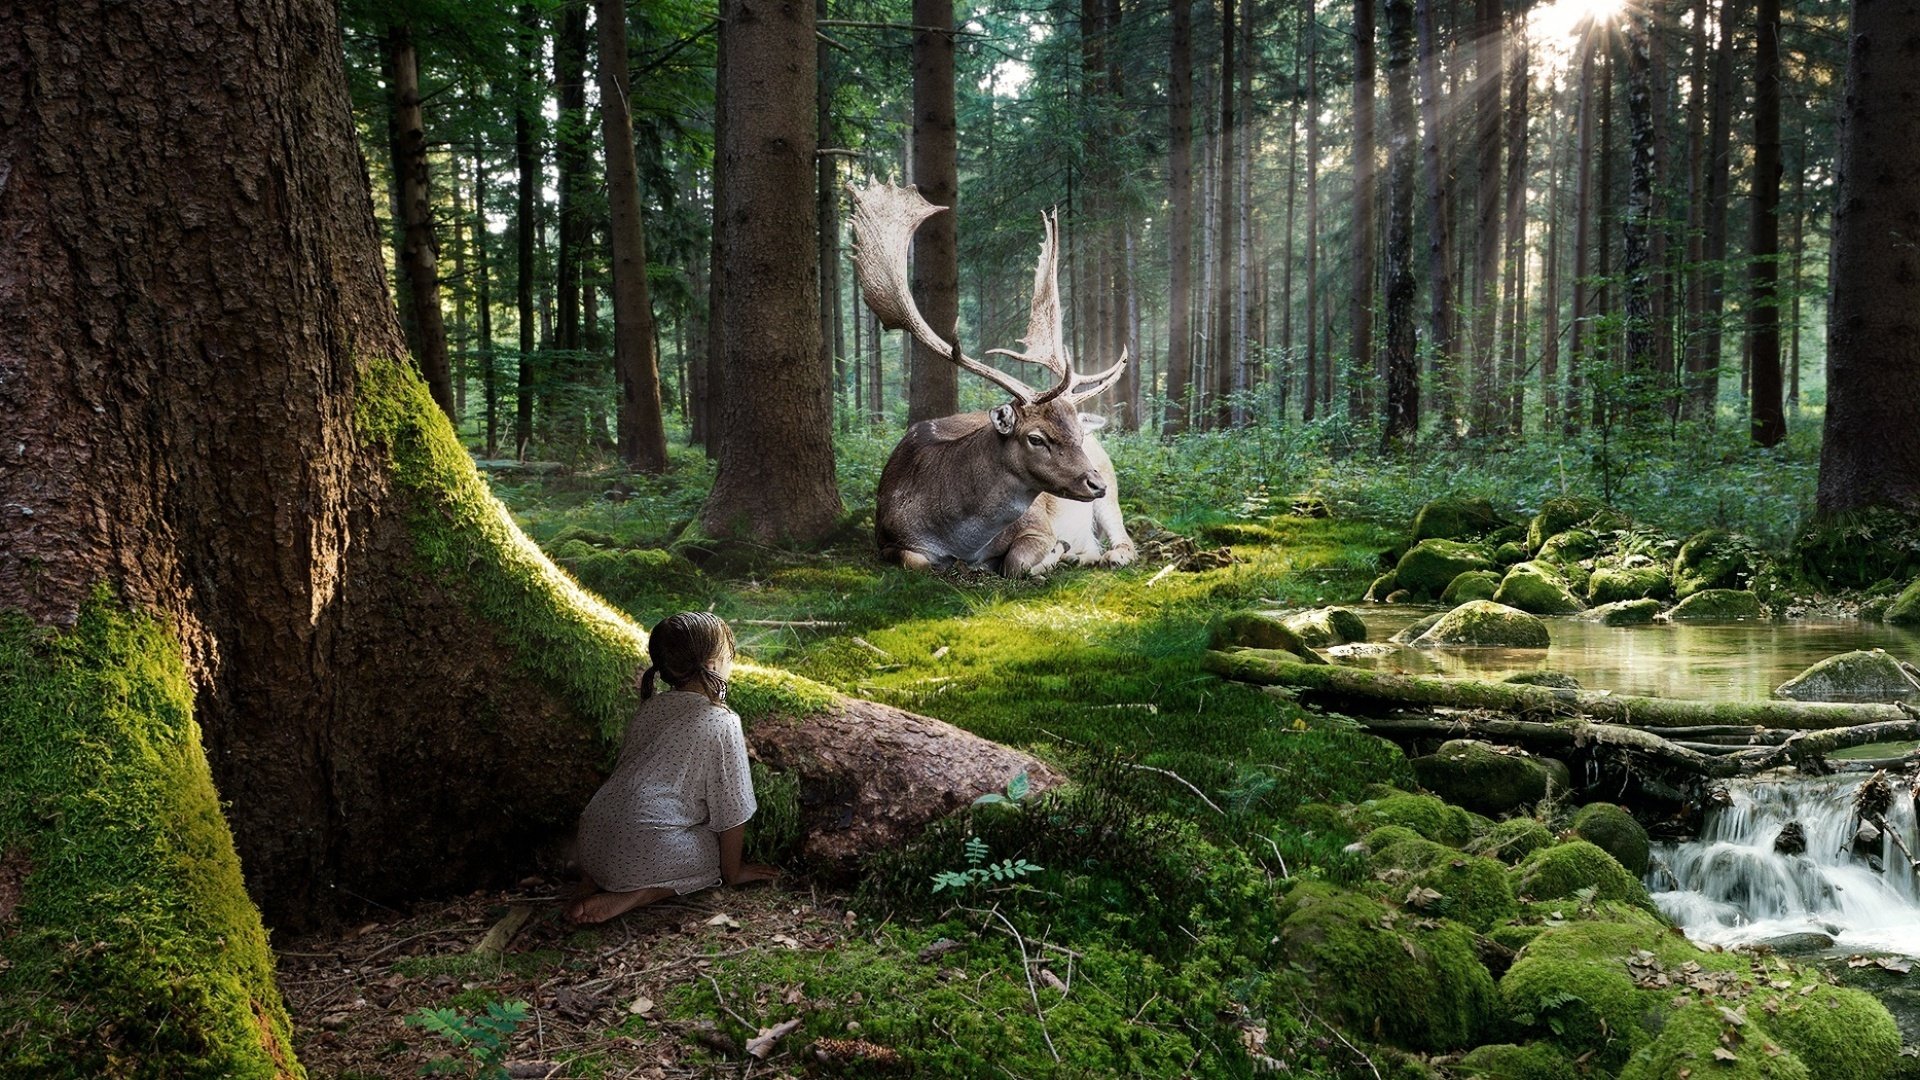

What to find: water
left=1346, top=608, right=1920, bottom=702
left=1650, top=776, right=1920, bottom=956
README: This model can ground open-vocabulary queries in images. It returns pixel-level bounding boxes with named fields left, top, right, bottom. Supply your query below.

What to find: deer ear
left=989, top=404, right=1017, bottom=435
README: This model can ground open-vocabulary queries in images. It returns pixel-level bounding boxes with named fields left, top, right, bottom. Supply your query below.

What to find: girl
left=567, top=612, right=778, bottom=924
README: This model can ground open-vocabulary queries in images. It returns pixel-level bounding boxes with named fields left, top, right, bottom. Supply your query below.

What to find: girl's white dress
left=575, top=690, right=758, bottom=894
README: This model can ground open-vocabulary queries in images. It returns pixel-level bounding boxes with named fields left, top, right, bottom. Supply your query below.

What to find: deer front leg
left=992, top=505, right=1067, bottom=578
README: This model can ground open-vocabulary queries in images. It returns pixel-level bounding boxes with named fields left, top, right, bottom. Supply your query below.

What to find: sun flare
left=1532, top=0, right=1630, bottom=46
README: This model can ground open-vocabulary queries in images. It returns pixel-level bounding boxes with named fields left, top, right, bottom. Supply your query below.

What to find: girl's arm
left=717, top=823, right=778, bottom=886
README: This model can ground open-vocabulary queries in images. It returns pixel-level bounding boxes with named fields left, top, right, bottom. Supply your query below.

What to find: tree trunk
left=553, top=0, right=592, bottom=450
left=514, top=2, right=540, bottom=459
left=699, top=0, right=842, bottom=543
left=1817, top=0, right=1920, bottom=515
left=1166, top=0, right=1195, bottom=433
left=1352, top=0, right=1379, bottom=424
left=819, top=0, right=845, bottom=429
left=1469, top=0, right=1503, bottom=436
left=1700, top=0, right=1738, bottom=421
left=1787, top=145, right=1806, bottom=412
left=1211, top=0, right=1237, bottom=430
left=1304, top=8, right=1321, bottom=422
left=1234, top=2, right=1254, bottom=427
left=1541, top=98, right=1562, bottom=431
left=908, top=0, right=960, bottom=424
left=1623, top=12, right=1657, bottom=419
left=1748, top=0, right=1786, bottom=446
left=1567, top=28, right=1597, bottom=436
left=703, top=19, right=730, bottom=457
left=1683, top=0, right=1711, bottom=420
left=596, top=0, right=669, bottom=473
left=1592, top=47, right=1616, bottom=430
left=1282, top=15, right=1302, bottom=376
left=1416, top=0, right=1453, bottom=437
left=1383, top=0, right=1420, bottom=448
left=385, top=24, right=455, bottom=420
left=474, top=152, right=500, bottom=457
left=1499, top=19, right=1529, bottom=434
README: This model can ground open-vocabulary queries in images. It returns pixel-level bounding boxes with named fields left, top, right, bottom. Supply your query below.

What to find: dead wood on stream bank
left=1208, top=648, right=1920, bottom=779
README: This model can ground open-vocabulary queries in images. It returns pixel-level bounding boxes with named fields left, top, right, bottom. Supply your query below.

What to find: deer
left=849, top=182, right=1135, bottom=577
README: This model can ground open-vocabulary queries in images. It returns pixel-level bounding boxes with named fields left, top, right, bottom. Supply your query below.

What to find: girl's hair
left=640, top=611, right=736, bottom=703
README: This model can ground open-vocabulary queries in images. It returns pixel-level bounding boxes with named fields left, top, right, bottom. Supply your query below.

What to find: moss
left=1442, top=570, right=1503, bottom=604
left=1886, top=576, right=1920, bottom=626
left=1618, top=1000, right=1812, bottom=1080
left=1673, top=529, right=1760, bottom=598
left=553, top=547, right=705, bottom=607
left=1667, top=588, right=1767, bottom=621
left=1527, top=497, right=1610, bottom=555
left=0, top=597, right=299, bottom=1078
left=1764, top=984, right=1902, bottom=1080
left=1364, top=793, right=1478, bottom=847
left=1486, top=923, right=1546, bottom=953
left=1510, top=840, right=1652, bottom=909
left=1407, top=852, right=1519, bottom=932
left=1411, top=740, right=1554, bottom=817
left=1499, top=918, right=1697, bottom=1068
left=1587, top=566, right=1672, bottom=605
left=1367, top=570, right=1401, bottom=602
left=1570, top=803, right=1650, bottom=876
left=1209, top=611, right=1319, bottom=660
left=1535, top=530, right=1603, bottom=569
left=1494, top=541, right=1530, bottom=567
left=1774, top=649, right=1920, bottom=702
left=1492, top=563, right=1587, bottom=616
left=1414, top=601, right=1551, bottom=649
left=1196, top=520, right=1286, bottom=546
left=1502, top=671, right=1581, bottom=690
left=546, top=524, right=622, bottom=548
left=1361, top=824, right=1429, bottom=855
left=1395, top=540, right=1498, bottom=599
left=1471, top=818, right=1556, bottom=865
left=1276, top=883, right=1498, bottom=1051
left=1577, top=598, right=1664, bottom=626
left=1455, top=1042, right=1578, bottom=1080
left=1281, top=606, right=1369, bottom=646
left=1391, top=612, right=1447, bottom=644
left=1412, top=497, right=1510, bottom=542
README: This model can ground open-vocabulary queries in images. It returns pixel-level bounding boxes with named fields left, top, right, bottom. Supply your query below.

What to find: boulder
left=1569, top=803, right=1650, bottom=877
left=1510, top=840, right=1652, bottom=909
left=1208, top=611, right=1326, bottom=662
left=1411, top=740, right=1557, bottom=817
left=1365, top=570, right=1399, bottom=603
left=1493, top=540, right=1530, bottom=567
left=1455, top=1043, right=1578, bottom=1080
left=1412, top=496, right=1511, bottom=541
left=1672, top=529, right=1758, bottom=599
left=1503, top=670, right=1582, bottom=690
left=1665, top=588, right=1766, bottom=621
left=1492, top=562, right=1588, bottom=616
left=1395, top=539, right=1498, bottom=599
left=1886, top=577, right=1920, bottom=627
left=1576, top=598, right=1664, bottom=626
left=1414, top=601, right=1551, bottom=649
left=1536, top=529, right=1603, bottom=568
left=1586, top=566, right=1672, bottom=605
left=1281, top=606, right=1370, bottom=647
left=1469, top=817, right=1557, bottom=866
left=1527, top=496, right=1609, bottom=555
left=1385, top=589, right=1414, bottom=603
left=1774, top=649, right=1920, bottom=703
left=1757, top=932, right=1835, bottom=955
left=1390, top=612, right=1447, bottom=644
left=1441, top=570, right=1503, bottom=604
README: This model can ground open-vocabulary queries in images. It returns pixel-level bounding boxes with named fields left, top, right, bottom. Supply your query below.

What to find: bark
left=514, top=2, right=540, bottom=458
left=1498, top=20, right=1528, bottom=434
left=1415, top=0, right=1453, bottom=435
left=385, top=24, right=455, bottom=420
left=1282, top=18, right=1302, bottom=372
left=1304, top=8, right=1321, bottom=421
left=1787, top=146, right=1806, bottom=410
left=1592, top=50, right=1616, bottom=429
left=473, top=152, right=499, bottom=457
left=819, top=0, right=845, bottom=426
left=553, top=0, right=592, bottom=447
left=1469, top=0, right=1503, bottom=435
left=596, top=0, right=669, bottom=472
left=1541, top=82, right=1563, bottom=430
left=1816, top=0, right=1920, bottom=515
left=1382, top=0, right=1420, bottom=448
left=1748, top=0, right=1786, bottom=447
left=1699, top=0, right=1737, bottom=420
left=1211, top=0, right=1238, bottom=430
left=699, top=0, right=842, bottom=543
left=1234, top=2, right=1254, bottom=427
left=908, top=0, right=960, bottom=424
left=1567, top=29, right=1597, bottom=436
left=1623, top=13, right=1657, bottom=417
left=1166, top=0, right=1195, bottom=433
left=703, top=18, right=729, bottom=456
left=1352, top=0, right=1379, bottom=422
left=1683, top=0, right=1710, bottom=420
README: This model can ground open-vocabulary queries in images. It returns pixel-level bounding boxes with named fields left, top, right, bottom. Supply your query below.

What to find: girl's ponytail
left=639, top=664, right=661, bottom=701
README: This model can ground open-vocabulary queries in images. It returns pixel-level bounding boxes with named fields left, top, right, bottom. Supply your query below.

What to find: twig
left=1120, top=762, right=1226, bottom=815
left=738, top=618, right=849, bottom=628
left=1302, top=1003, right=1381, bottom=1080
left=980, top=907, right=1058, bottom=1062
left=703, top=972, right=755, bottom=1030
left=1259, top=833, right=1290, bottom=879
left=1146, top=563, right=1178, bottom=588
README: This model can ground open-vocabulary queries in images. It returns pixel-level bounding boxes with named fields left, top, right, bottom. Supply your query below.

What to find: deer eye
left=1026, top=433, right=1047, bottom=448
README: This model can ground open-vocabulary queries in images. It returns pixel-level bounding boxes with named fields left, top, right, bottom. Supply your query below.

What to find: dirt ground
left=276, top=875, right=858, bottom=1079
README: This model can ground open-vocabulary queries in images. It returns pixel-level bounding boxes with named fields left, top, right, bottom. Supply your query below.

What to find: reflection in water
left=1347, top=608, right=1920, bottom=702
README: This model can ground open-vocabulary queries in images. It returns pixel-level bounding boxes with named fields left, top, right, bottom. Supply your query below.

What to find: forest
left=3, top=0, right=1920, bottom=1076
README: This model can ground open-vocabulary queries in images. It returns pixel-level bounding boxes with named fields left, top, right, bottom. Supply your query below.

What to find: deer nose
left=1082, top=474, right=1107, bottom=499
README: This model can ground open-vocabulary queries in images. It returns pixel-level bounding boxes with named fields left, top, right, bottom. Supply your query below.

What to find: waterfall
left=1649, top=775, right=1920, bottom=955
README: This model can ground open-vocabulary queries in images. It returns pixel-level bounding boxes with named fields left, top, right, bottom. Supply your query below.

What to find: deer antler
left=847, top=182, right=1038, bottom=404
left=985, top=208, right=1073, bottom=402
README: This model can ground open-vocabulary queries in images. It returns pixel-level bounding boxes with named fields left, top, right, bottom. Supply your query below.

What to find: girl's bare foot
left=724, top=863, right=780, bottom=887
left=566, top=886, right=673, bottom=925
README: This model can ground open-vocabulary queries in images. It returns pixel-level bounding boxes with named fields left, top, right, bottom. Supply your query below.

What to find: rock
left=1411, top=740, right=1557, bottom=817
left=1885, top=577, right=1920, bottom=626
left=1363, top=790, right=1480, bottom=846
left=1395, top=539, right=1498, bottom=599
left=1510, top=840, right=1652, bottom=908
left=1527, top=496, right=1609, bottom=555
left=1569, top=803, right=1650, bottom=877
left=1413, top=496, right=1511, bottom=541
left=1665, top=588, right=1766, bottom=621
left=1365, top=570, right=1399, bottom=603
left=1390, top=612, right=1446, bottom=644
left=1585, top=566, right=1672, bottom=605
left=1415, top=601, right=1551, bottom=648
left=1773, top=821, right=1808, bottom=856
left=1455, top=1043, right=1577, bottom=1080
left=1469, top=817, right=1556, bottom=865
left=1672, top=529, right=1758, bottom=599
left=1576, top=598, right=1664, bottom=626
left=1536, top=529, right=1603, bottom=568
left=1757, top=931, right=1834, bottom=955
left=1208, top=611, right=1326, bottom=663
left=1503, top=670, right=1582, bottom=690
left=1385, top=589, right=1414, bottom=603
left=1323, top=642, right=1398, bottom=660
left=1280, top=606, right=1370, bottom=647
left=1492, top=562, right=1588, bottom=616
left=1493, top=540, right=1530, bottom=567
left=1775, top=649, right=1920, bottom=703
left=1441, top=570, right=1502, bottom=604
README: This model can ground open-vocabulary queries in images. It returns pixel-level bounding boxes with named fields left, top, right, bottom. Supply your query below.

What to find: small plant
left=970, top=770, right=1031, bottom=808
left=931, top=834, right=1042, bottom=893
left=405, top=999, right=529, bottom=1079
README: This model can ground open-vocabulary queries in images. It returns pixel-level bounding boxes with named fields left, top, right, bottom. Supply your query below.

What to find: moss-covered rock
left=1197, top=520, right=1285, bottom=547
left=1885, top=576, right=1920, bottom=627
left=1576, top=598, right=1664, bottom=626
left=1391, top=612, right=1447, bottom=644
left=1502, top=671, right=1582, bottom=690
left=1493, top=542, right=1529, bottom=568
left=1673, top=529, right=1760, bottom=598
left=1527, top=497, right=1609, bottom=556
left=1569, top=803, right=1650, bottom=877
left=1399, top=849, right=1519, bottom=932
left=546, top=524, right=622, bottom=549
left=1276, top=882, right=1499, bottom=1051
left=1586, top=566, right=1672, bottom=605
left=1208, top=611, right=1324, bottom=662
left=1411, top=741, right=1556, bottom=817
left=1455, top=1042, right=1578, bottom=1080
left=1510, top=840, right=1652, bottom=909
left=1442, top=570, right=1503, bottom=604
left=1281, top=606, right=1370, bottom=647
left=1414, top=601, right=1551, bottom=648
left=1413, top=497, right=1511, bottom=542
left=1470, top=817, right=1556, bottom=865
left=1535, top=529, right=1603, bottom=568
left=1396, top=539, right=1498, bottom=599
left=1363, top=792, right=1479, bottom=847
left=1666, top=588, right=1767, bottom=621
left=1618, top=1000, right=1813, bottom=1080
left=556, top=546, right=705, bottom=605
left=1774, top=649, right=1920, bottom=703
left=1366, top=570, right=1400, bottom=602
left=1493, top=563, right=1588, bottom=616
left=1763, top=984, right=1903, bottom=1080
left=1360, top=824, right=1428, bottom=855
